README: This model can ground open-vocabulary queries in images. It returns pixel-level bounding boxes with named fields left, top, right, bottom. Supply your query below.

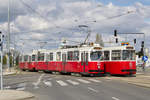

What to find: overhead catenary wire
left=17, top=0, right=137, bottom=49
left=19, top=0, right=135, bottom=33
left=19, top=0, right=78, bottom=31
left=20, top=0, right=52, bottom=23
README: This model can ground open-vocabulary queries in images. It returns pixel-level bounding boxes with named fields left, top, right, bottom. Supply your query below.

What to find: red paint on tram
left=104, top=61, right=136, bottom=75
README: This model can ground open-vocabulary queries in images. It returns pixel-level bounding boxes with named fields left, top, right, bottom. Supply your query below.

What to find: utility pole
left=0, top=31, right=4, bottom=90
left=7, top=0, right=10, bottom=71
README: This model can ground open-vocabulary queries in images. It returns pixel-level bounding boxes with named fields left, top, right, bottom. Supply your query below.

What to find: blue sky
left=96, top=0, right=150, bottom=6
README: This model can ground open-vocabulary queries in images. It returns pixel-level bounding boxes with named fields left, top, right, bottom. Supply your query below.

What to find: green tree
left=3, top=55, right=7, bottom=65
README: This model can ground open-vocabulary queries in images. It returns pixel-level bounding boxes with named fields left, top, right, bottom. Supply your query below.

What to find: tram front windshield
left=122, top=50, right=135, bottom=60
left=90, top=51, right=102, bottom=61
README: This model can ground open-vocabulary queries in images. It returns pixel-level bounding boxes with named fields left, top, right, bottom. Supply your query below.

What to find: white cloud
left=31, top=33, right=45, bottom=40
left=15, top=15, right=49, bottom=31
left=0, top=0, right=150, bottom=52
left=140, top=26, right=150, bottom=36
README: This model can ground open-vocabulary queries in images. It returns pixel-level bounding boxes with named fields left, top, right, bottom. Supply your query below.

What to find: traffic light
left=134, top=39, right=136, bottom=44
left=0, top=31, right=2, bottom=47
left=141, top=41, right=144, bottom=47
left=116, top=38, right=118, bottom=43
left=0, top=31, right=4, bottom=50
left=140, top=41, right=144, bottom=56
left=114, top=30, right=117, bottom=37
left=141, top=47, right=144, bottom=56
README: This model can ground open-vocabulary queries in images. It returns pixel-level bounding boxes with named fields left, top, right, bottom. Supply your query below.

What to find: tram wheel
left=60, top=72, right=71, bottom=75
left=22, top=69, right=26, bottom=71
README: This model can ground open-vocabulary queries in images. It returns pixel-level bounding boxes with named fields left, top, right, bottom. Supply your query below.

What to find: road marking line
left=16, top=83, right=26, bottom=91
left=17, top=83, right=26, bottom=87
left=4, top=86, right=11, bottom=89
left=56, top=80, right=68, bottom=86
left=88, top=79, right=102, bottom=83
left=16, top=87, right=25, bottom=91
left=77, top=79, right=91, bottom=83
left=66, top=80, right=79, bottom=85
left=43, top=81, right=52, bottom=87
left=88, top=87, right=99, bottom=93
left=112, top=97, right=120, bottom=100
left=47, top=78, right=52, bottom=81
left=33, top=74, right=45, bottom=89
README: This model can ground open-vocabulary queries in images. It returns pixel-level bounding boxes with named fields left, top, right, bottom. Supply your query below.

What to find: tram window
left=40, top=53, right=45, bottom=61
left=62, top=54, right=66, bottom=61
left=111, top=50, right=121, bottom=60
left=38, top=53, right=44, bottom=61
left=81, top=53, right=84, bottom=61
left=29, top=56, right=31, bottom=62
left=67, top=51, right=73, bottom=60
left=56, top=52, right=61, bottom=61
left=19, top=56, right=22, bottom=62
left=104, top=51, right=110, bottom=60
left=37, top=52, right=41, bottom=61
left=32, top=55, right=36, bottom=61
left=24, top=55, right=28, bottom=62
left=90, top=51, right=102, bottom=61
left=73, top=51, right=79, bottom=61
left=86, top=53, right=88, bottom=60
left=45, top=54, right=49, bottom=61
left=50, top=53, right=53, bottom=61
left=86, top=53, right=88, bottom=63
left=122, top=50, right=135, bottom=60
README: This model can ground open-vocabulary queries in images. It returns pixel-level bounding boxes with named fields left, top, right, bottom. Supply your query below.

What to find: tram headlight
left=97, top=62, right=101, bottom=69
left=129, top=62, right=133, bottom=68
left=98, top=65, right=101, bottom=69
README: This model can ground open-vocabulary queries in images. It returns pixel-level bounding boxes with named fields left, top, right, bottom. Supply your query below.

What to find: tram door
left=62, top=53, right=67, bottom=72
left=81, top=51, right=88, bottom=72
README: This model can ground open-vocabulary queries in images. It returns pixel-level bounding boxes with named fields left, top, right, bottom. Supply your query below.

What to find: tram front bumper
left=89, top=70, right=104, bottom=73
left=121, top=69, right=136, bottom=72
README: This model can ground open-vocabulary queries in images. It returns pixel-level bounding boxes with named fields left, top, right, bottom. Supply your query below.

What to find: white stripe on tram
left=77, top=79, right=91, bottom=84
left=56, top=80, right=68, bottom=86
left=66, top=80, right=79, bottom=85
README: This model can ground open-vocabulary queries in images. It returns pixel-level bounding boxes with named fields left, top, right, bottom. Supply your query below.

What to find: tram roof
left=102, top=45, right=134, bottom=51
left=31, top=44, right=103, bottom=54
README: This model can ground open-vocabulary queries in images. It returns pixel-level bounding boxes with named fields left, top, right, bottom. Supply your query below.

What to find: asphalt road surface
left=3, top=71, right=150, bottom=100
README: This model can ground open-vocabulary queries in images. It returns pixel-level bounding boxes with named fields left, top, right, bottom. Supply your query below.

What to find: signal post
left=114, top=30, right=145, bottom=55
left=0, top=31, right=4, bottom=90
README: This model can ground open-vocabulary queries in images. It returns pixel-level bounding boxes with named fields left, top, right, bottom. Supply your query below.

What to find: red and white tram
left=19, top=44, right=136, bottom=76
left=19, top=44, right=105, bottom=76
left=103, top=45, right=136, bottom=75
